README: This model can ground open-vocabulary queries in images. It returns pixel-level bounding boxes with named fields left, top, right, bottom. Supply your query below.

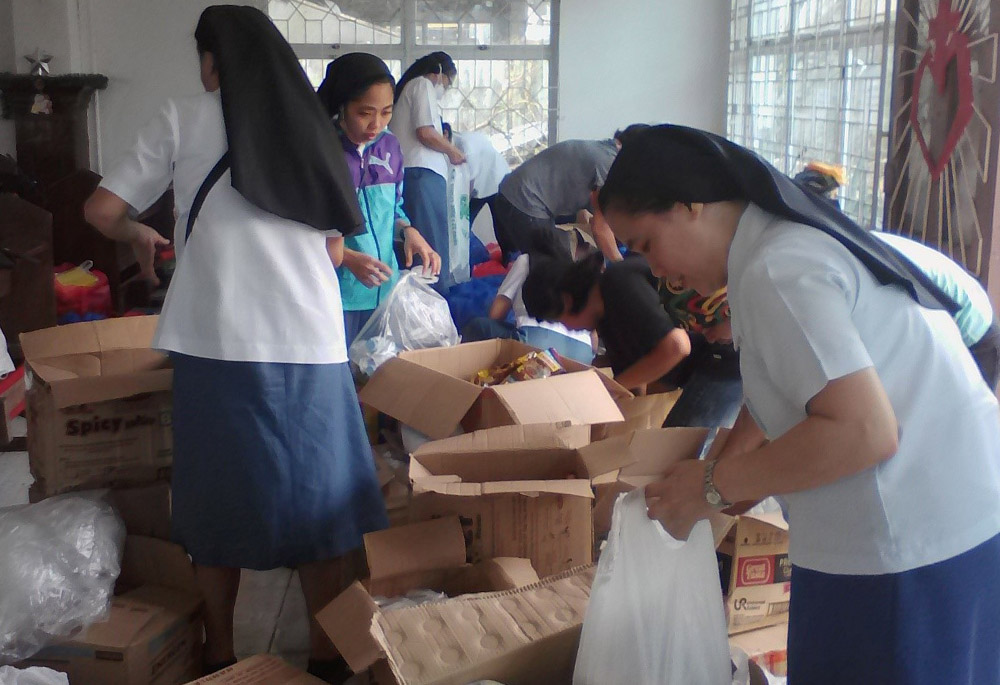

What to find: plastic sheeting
left=0, top=493, right=125, bottom=664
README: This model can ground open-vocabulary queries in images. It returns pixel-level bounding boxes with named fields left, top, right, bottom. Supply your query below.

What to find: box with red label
left=712, top=512, right=790, bottom=635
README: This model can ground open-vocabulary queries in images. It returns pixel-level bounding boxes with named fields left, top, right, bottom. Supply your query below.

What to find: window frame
left=272, top=0, right=561, bottom=145
left=727, top=0, right=896, bottom=228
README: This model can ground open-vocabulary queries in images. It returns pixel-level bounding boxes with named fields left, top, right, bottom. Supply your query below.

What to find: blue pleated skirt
left=788, top=533, right=1000, bottom=684
left=170, top=353, right=388, bottom=570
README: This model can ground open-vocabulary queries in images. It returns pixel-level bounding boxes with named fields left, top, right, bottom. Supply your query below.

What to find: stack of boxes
left=13, top=320, right=790, bottom=684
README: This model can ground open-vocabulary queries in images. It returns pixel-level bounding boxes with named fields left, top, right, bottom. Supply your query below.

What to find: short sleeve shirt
left=499, top=139, right=617, bottom=219
left=100, top=91, right=349, bottom=364
left=597, top=255, right=676, bottom=375
left=390, top=77, right=449, bottom=179
left=728, top=203, right=1000, bottom=575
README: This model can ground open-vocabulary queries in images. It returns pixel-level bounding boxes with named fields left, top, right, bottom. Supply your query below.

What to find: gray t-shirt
left=499, top=139, right=618, bottom=219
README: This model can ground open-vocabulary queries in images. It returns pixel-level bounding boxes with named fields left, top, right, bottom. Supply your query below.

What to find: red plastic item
left=53, top=262, right=113, bottom=320
left=472, top=243, right=510, bottom=278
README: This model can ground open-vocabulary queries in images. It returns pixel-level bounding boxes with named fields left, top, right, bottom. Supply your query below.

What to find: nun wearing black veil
left=598, top=125, right=1000, bottom=684
left=85, top=6, right=387, bottom=681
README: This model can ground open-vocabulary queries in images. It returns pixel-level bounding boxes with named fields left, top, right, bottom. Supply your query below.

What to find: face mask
left=434, top=83, right=446, bottom=100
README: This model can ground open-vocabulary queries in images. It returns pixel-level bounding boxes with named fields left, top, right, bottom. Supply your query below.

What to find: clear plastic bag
left=0, top=665, right=70, bottom=684
left=573, top=489, right=731, bottom=685
left=349, top=271, right=460, bottom=377
left=373, top=589, right=449, bottom=612
left=0, top=493, right=126, bottom=664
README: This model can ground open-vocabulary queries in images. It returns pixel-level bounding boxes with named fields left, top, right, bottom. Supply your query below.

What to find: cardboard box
left=105, top=481, right=173, bottom=539
left=21, top=535, right=203, bottom=685
left=317, top=516, right=541, bottom=680
left=592, top=390, right=681, bottom=441
left=408, top=423, right=636, bottom=577
left=22, top=316, right=173, bottom=497
left=713, top=511, right=790, bottom=635
left=370, top=564, right=595, bottom=685
left=184, top=654, right=326, bottom=684
left=359, top=339, right=628, bottom=440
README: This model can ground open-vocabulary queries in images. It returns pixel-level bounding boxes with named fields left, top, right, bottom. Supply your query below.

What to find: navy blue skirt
left=788, top=533, right=1000, bottom=684
left=170, top=353, right=388, bottom=569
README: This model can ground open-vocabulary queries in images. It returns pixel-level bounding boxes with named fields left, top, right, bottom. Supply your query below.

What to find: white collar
left=726, top=202, right=771, bottom=295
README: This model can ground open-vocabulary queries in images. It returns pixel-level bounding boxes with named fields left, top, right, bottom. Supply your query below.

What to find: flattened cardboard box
left=409, top=423, right=636, bottom=577
left=372, top=565, right=596, bottom=685
left=184, top=654, right=326, bottom=684
left=317, top=517, right=540, bottom=679
left=359, top=339, right=627, bottom=440
left=22, top=316, right=173, bottom=497
left=21, top=535, right=203, bottom=685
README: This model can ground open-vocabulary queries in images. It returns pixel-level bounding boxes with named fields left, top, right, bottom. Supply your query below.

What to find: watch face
left=706, top=490, right=722, bottom=506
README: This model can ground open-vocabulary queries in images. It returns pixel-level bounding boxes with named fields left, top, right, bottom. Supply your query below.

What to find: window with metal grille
left=728, top=0, right=895, bottom=228
left=268, top=0, right=558, bottom=167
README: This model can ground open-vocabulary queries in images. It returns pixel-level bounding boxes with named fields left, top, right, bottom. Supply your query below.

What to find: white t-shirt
left=454, top=131, right=509, bottom=198
left=390, top=77, right=448, bottom=179
left=728, top=203, right=1000, bottom=575
left=498, top=254, right=592, bottom=345
left=100, top=91, right=349, bottom=364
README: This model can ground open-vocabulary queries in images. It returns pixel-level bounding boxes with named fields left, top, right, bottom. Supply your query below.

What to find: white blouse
left=100, top=91, right=349, bottom=364
left=728, top=203, right=1000, bottom=575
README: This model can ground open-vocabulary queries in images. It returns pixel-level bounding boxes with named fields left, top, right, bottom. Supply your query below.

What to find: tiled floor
left=0, top=416, right=363, bottom=679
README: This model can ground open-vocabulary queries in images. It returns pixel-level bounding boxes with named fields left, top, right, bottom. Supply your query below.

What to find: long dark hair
left=395, top=51, right=456, bottom=102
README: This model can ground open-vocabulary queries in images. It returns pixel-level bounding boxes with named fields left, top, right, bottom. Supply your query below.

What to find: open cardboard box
left=592, top=389, right=681, bottom=441
left=184, top=654, right=326, bottom=684
left=408, top=423, right=638, bottom=577
left=20, top=535, right=204, bottom=685
left=370, top=564, right=595, bottom=685
left=358, top=339, right=629, bottom=440
left=587, top=426, right=790, bottom=634
left=713, top=510, right=790, bottom=635
left=22, top=316, right=173, bottom=497
left=317, top=516, right=540, bottom=680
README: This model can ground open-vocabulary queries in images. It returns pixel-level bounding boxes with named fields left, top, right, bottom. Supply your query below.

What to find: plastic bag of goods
left=0, top=493, right=125, bottom=664
left=573, top=488, right=731, bottom=685
left=349, top=271, right=460, bottom=377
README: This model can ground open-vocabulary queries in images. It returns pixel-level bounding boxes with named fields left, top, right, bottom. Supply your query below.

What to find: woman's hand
left=403, top=227, right=442, bottom=276
left=644, top=459, right=717, bottom=540
left=127, top=222, right=170, bottom=286
left=343, top=249, right=394, bottom=288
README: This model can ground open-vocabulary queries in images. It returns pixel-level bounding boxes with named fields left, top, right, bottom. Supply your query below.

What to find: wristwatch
left=703, top=459, right=732, bottom=509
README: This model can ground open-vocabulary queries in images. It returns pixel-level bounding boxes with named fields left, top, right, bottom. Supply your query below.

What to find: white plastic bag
left=573, top=489, right=731, bottom=685
left=0, top=665, right=69, bottom=684
left=349, top=271, right=460, bottom=377
left=0, top=493, right=125, bottom=664
left=445, top=162, right=472, bottom=288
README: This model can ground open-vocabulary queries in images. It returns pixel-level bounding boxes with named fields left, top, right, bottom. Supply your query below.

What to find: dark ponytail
left=395, top=51, right=456, bottom=102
